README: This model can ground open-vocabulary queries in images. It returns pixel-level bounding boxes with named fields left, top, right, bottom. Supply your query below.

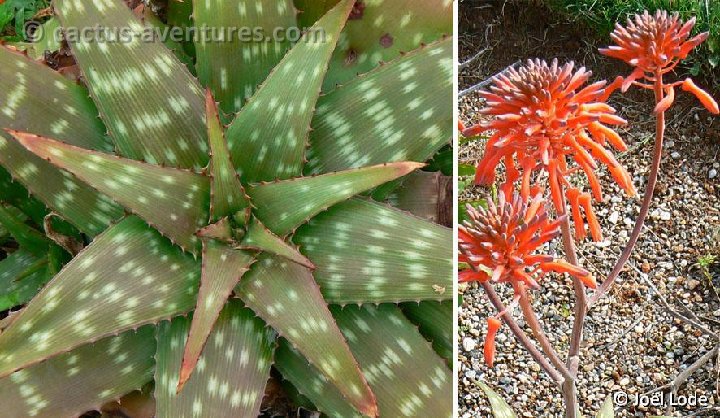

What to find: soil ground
left=458, top=1, right=720, bottom=417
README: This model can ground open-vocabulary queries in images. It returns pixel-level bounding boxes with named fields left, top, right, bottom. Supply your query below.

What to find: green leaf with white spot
left=205, top=91, right=249, bottom=221
left=225, top=0, right=354, bottom=183
left=401, top=301, right=452, bottom=363
left=177, top=242, right=255, bottom=392
left=0, top=46, right=110, bottom=152
left=9, top=131, right=210, bottom=254
left=0, top=326, right=156, bottom=418
left=248, top=162, right=423, bottom=236
left=0, top=46, right=122, bottom=236
left=331, top=304, right=452, bottom=418
left=0, top=216, right=200, bottom=379
left=239, top=218, right=313, bottom=269
left=294, top=199, right=452, bottom=303
left=235, top=255, right=378, bottom=417
left=307, top=38, right=453, bottom=173
left=0, top=250, right=49, bottom=312
left=275, top=339, right=364, bottom=418
left=478, top=381, right=518, bottom=418
left=0, top=205, right=50, bottom=255
left=193, top=0, right=296, bottom=115
left=0, top=135, right=123, bottom=237
left=55, top=0, right=209, bottom=169
left=140, top=7, right=196, bottom=74
left=322, top=0, right=452, bottom=90
left=156, top=301, right=275, bottom=418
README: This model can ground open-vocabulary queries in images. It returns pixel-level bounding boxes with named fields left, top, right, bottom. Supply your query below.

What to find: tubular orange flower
left=600, top=10, right=719, bottom=114
left=484, top=317, right=502, bottom=367
left=458, top=191, right=595, bottom=290
left=462, top=59, right=636, bottom=240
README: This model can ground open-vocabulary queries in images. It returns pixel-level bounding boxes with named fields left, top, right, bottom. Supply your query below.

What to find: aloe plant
left=0, top=0, right=452, bottom=416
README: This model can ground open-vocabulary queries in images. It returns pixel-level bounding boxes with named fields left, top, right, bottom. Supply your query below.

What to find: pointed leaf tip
left=7, top=130, right=210, bottom=254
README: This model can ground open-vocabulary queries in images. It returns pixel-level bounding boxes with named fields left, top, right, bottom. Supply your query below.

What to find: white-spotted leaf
left=322, top=0, right=452, bottom=90
left=225, top=0, right=355, bottom=183
left=0, top=326, right=156, bottom=418
left=156, top=301, right=275, bottom=418
left=193, top=0, right=296, bottom=115
left=294, top=199, right=452, bottom=303
left=0, top=216, right=200, bottom=378
left=307, top=38, right=453, bottom=173
left=247, top=162, right=423, bottom=236
left=401, top=301, right=453, bottom=363
left=235, top=255, right=378, bottom=417
left=177, top=242, right=255, bottom=391
left=9, top=131, right=210, bottom=254
left=55, top=0, right=209, bottom=169
left=331, top=304, right=452, bottom=417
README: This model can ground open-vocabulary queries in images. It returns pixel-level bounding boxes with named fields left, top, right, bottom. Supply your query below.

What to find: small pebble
left=463, top=337, right=477, bottom=352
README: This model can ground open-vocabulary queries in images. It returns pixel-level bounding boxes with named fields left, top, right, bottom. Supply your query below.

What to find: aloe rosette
left=0, top=0, right=453, bottom=416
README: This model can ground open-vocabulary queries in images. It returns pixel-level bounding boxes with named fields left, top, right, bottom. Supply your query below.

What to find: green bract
left=0, top=0, right=452, bottom=416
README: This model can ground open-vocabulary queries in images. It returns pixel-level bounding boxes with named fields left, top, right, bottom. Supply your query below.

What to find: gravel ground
left=458, top=2, right=720, bottom=417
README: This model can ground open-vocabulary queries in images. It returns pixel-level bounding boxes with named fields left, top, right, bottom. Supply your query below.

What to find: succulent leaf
left=235, top=255, right=378, bottom=417
left=328, top=304, right=452, bottom=417
left=247, top=162, right=423, bottom=236
left=0, top=250, right=49, bottom=312
left=9, top=131, right=210, bottom=254
left=54, top=0, right=209, bottom=169
left=156, top=301, right=275, bottom=418
left=275, top=338, right=365, bottom=418
left=239, top=218, right=314, bottom=269
left=177, top=242, right=256, bottom=392
left=139, top=7, right=197, bottom=73
left=0, top=46, right=110, bottom=152
left=294, top=199, right=452, bottom=303
left=322, top=0, right=453, bottom=90
left=205, top=91, right=250, bottom=221
left=307, top=38, right=453, bottom=173
left=225, top=0, right=355, bottom=183
left=0, top=47, right=123, bottom=236
left=400, top=301, right=453, bottom=363
left=0, top=205, right=52, bottom=255
left=194, top=0, right=296, bottom=115
left=0, top=216, right=200, bottom=379
left=0, top=326, right=156, bottom=418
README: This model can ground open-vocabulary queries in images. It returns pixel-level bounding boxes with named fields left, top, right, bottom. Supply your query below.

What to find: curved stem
left=588, top=72, right=666, bottom=307
left=480, top=282, right=564, bottom=384
left=517, top=284, right=574, bottom=382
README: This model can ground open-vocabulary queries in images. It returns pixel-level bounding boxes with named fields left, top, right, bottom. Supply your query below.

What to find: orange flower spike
left=682, top=78, right=719, bottom=114
left=602, top=10, right=718, bottom=114
left=484, top=317, right=502, bottom=367
left=471, top=59, right=632, bottom=239
left=458, top=191, right=591, bottom=291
